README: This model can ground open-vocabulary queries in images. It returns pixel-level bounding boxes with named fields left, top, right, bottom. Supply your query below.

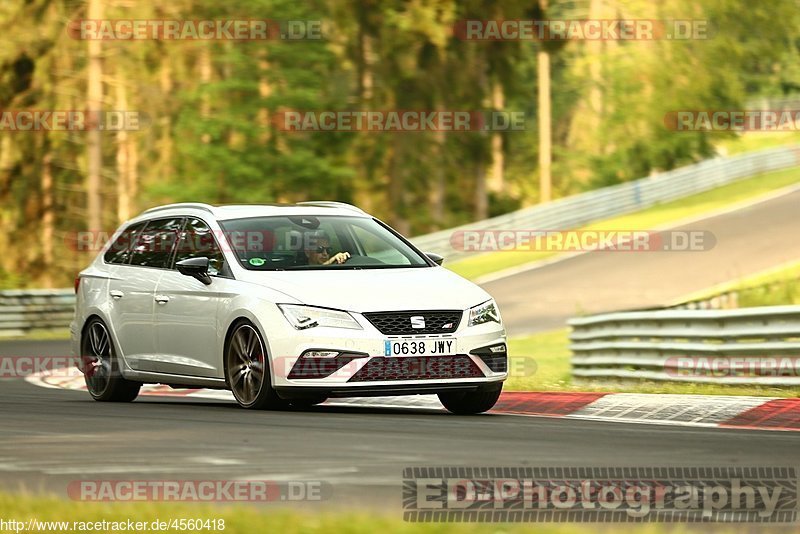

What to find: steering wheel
left=340, top=254, right=384, bottom=266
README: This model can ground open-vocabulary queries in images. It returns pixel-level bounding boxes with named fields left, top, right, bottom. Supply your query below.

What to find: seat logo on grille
left=410, top=316, right=426, bottom=329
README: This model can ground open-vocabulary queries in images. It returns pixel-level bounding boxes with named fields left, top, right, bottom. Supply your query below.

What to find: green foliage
left=0, top=266, right=21, bottom=290
left=738, top=279, right=800, bottom=307
left=1, top=0, right=800, bottom=287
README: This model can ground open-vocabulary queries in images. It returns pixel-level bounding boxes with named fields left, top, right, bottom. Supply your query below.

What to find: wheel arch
left=79, top=313, right=131, bottom=376
left=222, top=313, right=275, bottom=388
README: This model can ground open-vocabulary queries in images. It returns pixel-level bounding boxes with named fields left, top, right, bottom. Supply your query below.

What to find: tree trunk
left=353, top=31, right=375, bottom=213
left=115, top=68, right=131, bottom=222
left=128, top=132, right=139, bottom=214
left=474, top=155, right=487, bottom=220
left=159, top=57, right=174, bottom=180
left=41, top=149, right=54, bottom=287
left=86, top=0, right=103, bottom=230
left=359, top=31, right=374, bottom=100
left=257, top=51, right=272, bottom=144
left=588, top=0, right=603, bottom=132
left=488, top=79, right=505, bottom=194
left=537, top=46, right=552, bottom=203
left=428, top=128, right=446, bottom=231
left=199, top=45, right=212, bottom=145
left=387, top=142, right=409, bottom=236
left=537, top=0, right=552, bottom=203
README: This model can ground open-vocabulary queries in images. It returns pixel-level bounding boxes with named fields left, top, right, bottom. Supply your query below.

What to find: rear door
left=108, top=217, right=182, bottom=372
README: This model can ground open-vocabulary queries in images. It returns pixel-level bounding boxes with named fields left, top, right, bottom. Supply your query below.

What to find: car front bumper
left=267, top=314, right=508, bottom=393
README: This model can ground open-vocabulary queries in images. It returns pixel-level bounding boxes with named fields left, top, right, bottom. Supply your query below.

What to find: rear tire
left=225, top=321, right=288, bottom=410
left=438, top=385, right=502, bottom=415
left=81, top=318, right=141, bottom=402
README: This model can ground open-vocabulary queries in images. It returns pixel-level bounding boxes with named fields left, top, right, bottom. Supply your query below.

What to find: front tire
left=438, top=385, right=502, bottom=415
left=225, top=322, right=287, bottom=410
left=81, top=318, right=141, bottom=402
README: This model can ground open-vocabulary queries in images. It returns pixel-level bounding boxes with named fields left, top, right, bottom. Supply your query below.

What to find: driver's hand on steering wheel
left=324, top=251, right=350, bottom=265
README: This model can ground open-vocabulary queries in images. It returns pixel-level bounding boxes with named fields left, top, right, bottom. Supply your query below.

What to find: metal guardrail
left=569, top=306, right=800, bottom=386
left=411, top=145, right=800, bottom=262
left=0, top=289, right=75, bottom=337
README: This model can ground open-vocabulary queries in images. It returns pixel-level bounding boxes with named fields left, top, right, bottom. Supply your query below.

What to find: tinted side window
left=129, top=218, right=183, bottom=269
left=103, top=222, right=147, bottom=265
left=174, top=218, right=226, bottom=276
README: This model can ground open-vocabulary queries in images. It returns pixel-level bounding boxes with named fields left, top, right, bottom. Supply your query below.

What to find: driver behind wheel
left=305, top=231, right=350, bottom=265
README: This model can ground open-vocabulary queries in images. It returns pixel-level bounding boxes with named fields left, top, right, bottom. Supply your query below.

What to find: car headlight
left=278, top=304, right=363, bottom=330
left=468, top=299, right=501, bottom=327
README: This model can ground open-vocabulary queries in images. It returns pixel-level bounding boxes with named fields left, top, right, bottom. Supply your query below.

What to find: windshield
left=219, top=215, right=431, bottom=270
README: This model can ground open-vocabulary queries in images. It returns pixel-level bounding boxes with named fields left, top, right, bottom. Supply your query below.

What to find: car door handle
left=109, top=290, right=124, bottom=299
left=154, top=295, right=170, bottom=304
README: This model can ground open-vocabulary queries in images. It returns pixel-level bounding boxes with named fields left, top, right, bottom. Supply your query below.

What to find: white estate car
left=71, top=202, right=507, bottom=414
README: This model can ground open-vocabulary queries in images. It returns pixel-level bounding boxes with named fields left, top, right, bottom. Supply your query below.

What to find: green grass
left=739, top=279, right=800, bottom=307
left=507, top=329, right=800, bottom=397
left=715, top=130, right=800, bottom=155
left=0, top=328, right=71, bottom=341
left=447, top=166, right=800, bottom=281
left=675, top=260, right=800, bottom=308
left=0, top=492, right=768, bottom=534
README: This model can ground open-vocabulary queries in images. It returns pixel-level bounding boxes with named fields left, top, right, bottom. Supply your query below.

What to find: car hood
left=236, top=267, right=492, bottom=312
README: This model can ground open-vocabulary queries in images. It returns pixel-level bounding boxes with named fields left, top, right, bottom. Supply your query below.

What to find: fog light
left=489, top=344, right=506, bottom=353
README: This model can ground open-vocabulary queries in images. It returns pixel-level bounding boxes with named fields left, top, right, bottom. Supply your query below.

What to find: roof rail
left=295, top=201, right=365, bottom=214
left=141, top=203, right=215, bottom=215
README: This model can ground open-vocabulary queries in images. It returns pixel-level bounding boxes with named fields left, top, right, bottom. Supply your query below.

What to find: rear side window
left=174, top=218, right=227, bottom=276
left=129, top=217, right=183, bottom=269
left=103, top=222, right=147, bottom=265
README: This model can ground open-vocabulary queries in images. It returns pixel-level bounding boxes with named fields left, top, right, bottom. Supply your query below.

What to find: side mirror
left=176, top=257, right=212, bottom=285
left=425, top=252, right=444, bottom=266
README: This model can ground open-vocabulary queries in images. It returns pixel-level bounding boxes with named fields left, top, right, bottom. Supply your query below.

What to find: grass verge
left=0, top=328, right=71, bottom=341
left=675, top=260, right=800, bottom=307
left=447, top=166, right=800, bottom=281
left=715, top=130, right=800, bottom=155
left=0, top=492, right=767, bottom=534
left=507, top=329, right=799, bottom=397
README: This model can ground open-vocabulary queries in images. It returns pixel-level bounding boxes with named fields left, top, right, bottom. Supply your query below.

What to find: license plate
left=384, top=338, right=456, bottom=357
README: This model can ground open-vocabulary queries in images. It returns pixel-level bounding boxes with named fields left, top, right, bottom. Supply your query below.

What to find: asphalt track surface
left=2, top=374, right=800, bottom=511
left=484, top=187, right=800, bottom=335
left=1, top=189, right=800, bottom=513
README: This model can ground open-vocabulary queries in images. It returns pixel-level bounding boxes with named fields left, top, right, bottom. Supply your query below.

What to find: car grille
left=288, top=357, right=358, bottom=379
left=477, top=355, right=507, bottom=373
left=349, top=355, right=484, bottom=382
left=363, top=310, right=463, bottom=335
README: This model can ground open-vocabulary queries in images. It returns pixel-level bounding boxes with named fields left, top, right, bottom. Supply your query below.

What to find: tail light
left=74, top=276, right=81, bottom=294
